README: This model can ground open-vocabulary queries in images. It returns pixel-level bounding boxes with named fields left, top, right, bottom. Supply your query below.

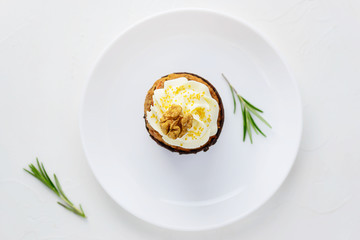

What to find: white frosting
left=146, top=77, right=219, bottom=149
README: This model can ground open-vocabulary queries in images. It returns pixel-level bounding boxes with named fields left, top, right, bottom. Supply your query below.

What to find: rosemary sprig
left=24, top=158, right=86, bottom=218
left=222, top=73, right=272, bottom=143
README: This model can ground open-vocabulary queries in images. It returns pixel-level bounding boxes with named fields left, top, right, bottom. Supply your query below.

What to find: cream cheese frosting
left=146, top=77, right=219, bottom=149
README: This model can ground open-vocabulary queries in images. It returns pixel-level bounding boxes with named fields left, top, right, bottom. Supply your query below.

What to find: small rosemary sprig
left=222, top=73, right=272, bottom=143
left=24, top=158, right=86, bottom=218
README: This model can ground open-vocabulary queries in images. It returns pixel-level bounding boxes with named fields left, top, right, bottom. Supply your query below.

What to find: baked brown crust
left=144, top=72, right=224, bottom=154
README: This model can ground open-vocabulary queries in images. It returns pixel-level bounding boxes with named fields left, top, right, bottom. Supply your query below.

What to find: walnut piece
left=160, top=104, right=193, bottom=139
left=179, top=113, right=193, bottom=138
left=163, top=104, right=182, bottom=119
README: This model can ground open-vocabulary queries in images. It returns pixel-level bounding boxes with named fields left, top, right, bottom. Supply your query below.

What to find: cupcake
left=144, top=72, right=224, bottom=154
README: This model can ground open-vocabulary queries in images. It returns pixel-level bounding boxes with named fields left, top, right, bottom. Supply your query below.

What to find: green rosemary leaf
left=245, top=110, right=253, bottom=143
left=54, top=174, right=70, bottom=203
left=24, top=159, right=86, bottom=218
left=40, top=162, right=58, bottom=194
left=222, top=74, right=271, bottom=143
left=249, top=114, right=259, bottom=135
left=242, top=97, right=263, bottom=113
left=241, top=100, right=247, bottom=141
left=230, top=86, right=237, bottom=113
left=247, top=107, right=272, bottom=128
left=23, top=169, right=36, bottom=178
left=249, top=114, right=266, bottom=137
left=57, top=201, right=73, bottom=211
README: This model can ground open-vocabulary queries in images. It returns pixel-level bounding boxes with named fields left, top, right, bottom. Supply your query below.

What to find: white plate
left=80, top=9, right=302, bottom=231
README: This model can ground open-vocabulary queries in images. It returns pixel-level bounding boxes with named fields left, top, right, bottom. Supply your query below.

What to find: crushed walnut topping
left=160, top=104, right=193, bottom=139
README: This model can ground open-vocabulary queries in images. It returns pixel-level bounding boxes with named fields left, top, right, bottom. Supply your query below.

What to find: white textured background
left=1, top=0, right=360, bottom=239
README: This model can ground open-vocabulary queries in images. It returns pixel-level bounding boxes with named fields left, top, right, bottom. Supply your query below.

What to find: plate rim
left=79, top=8, right=303, bottom=231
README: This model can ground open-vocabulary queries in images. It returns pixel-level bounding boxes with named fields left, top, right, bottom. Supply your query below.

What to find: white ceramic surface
left=3, top=0, right=360, bottom=239
left=80, top=9, right=302, bottom=230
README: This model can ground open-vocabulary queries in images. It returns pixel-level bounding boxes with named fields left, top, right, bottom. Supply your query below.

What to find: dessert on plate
left=144, top=72, right=224, bottom=154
